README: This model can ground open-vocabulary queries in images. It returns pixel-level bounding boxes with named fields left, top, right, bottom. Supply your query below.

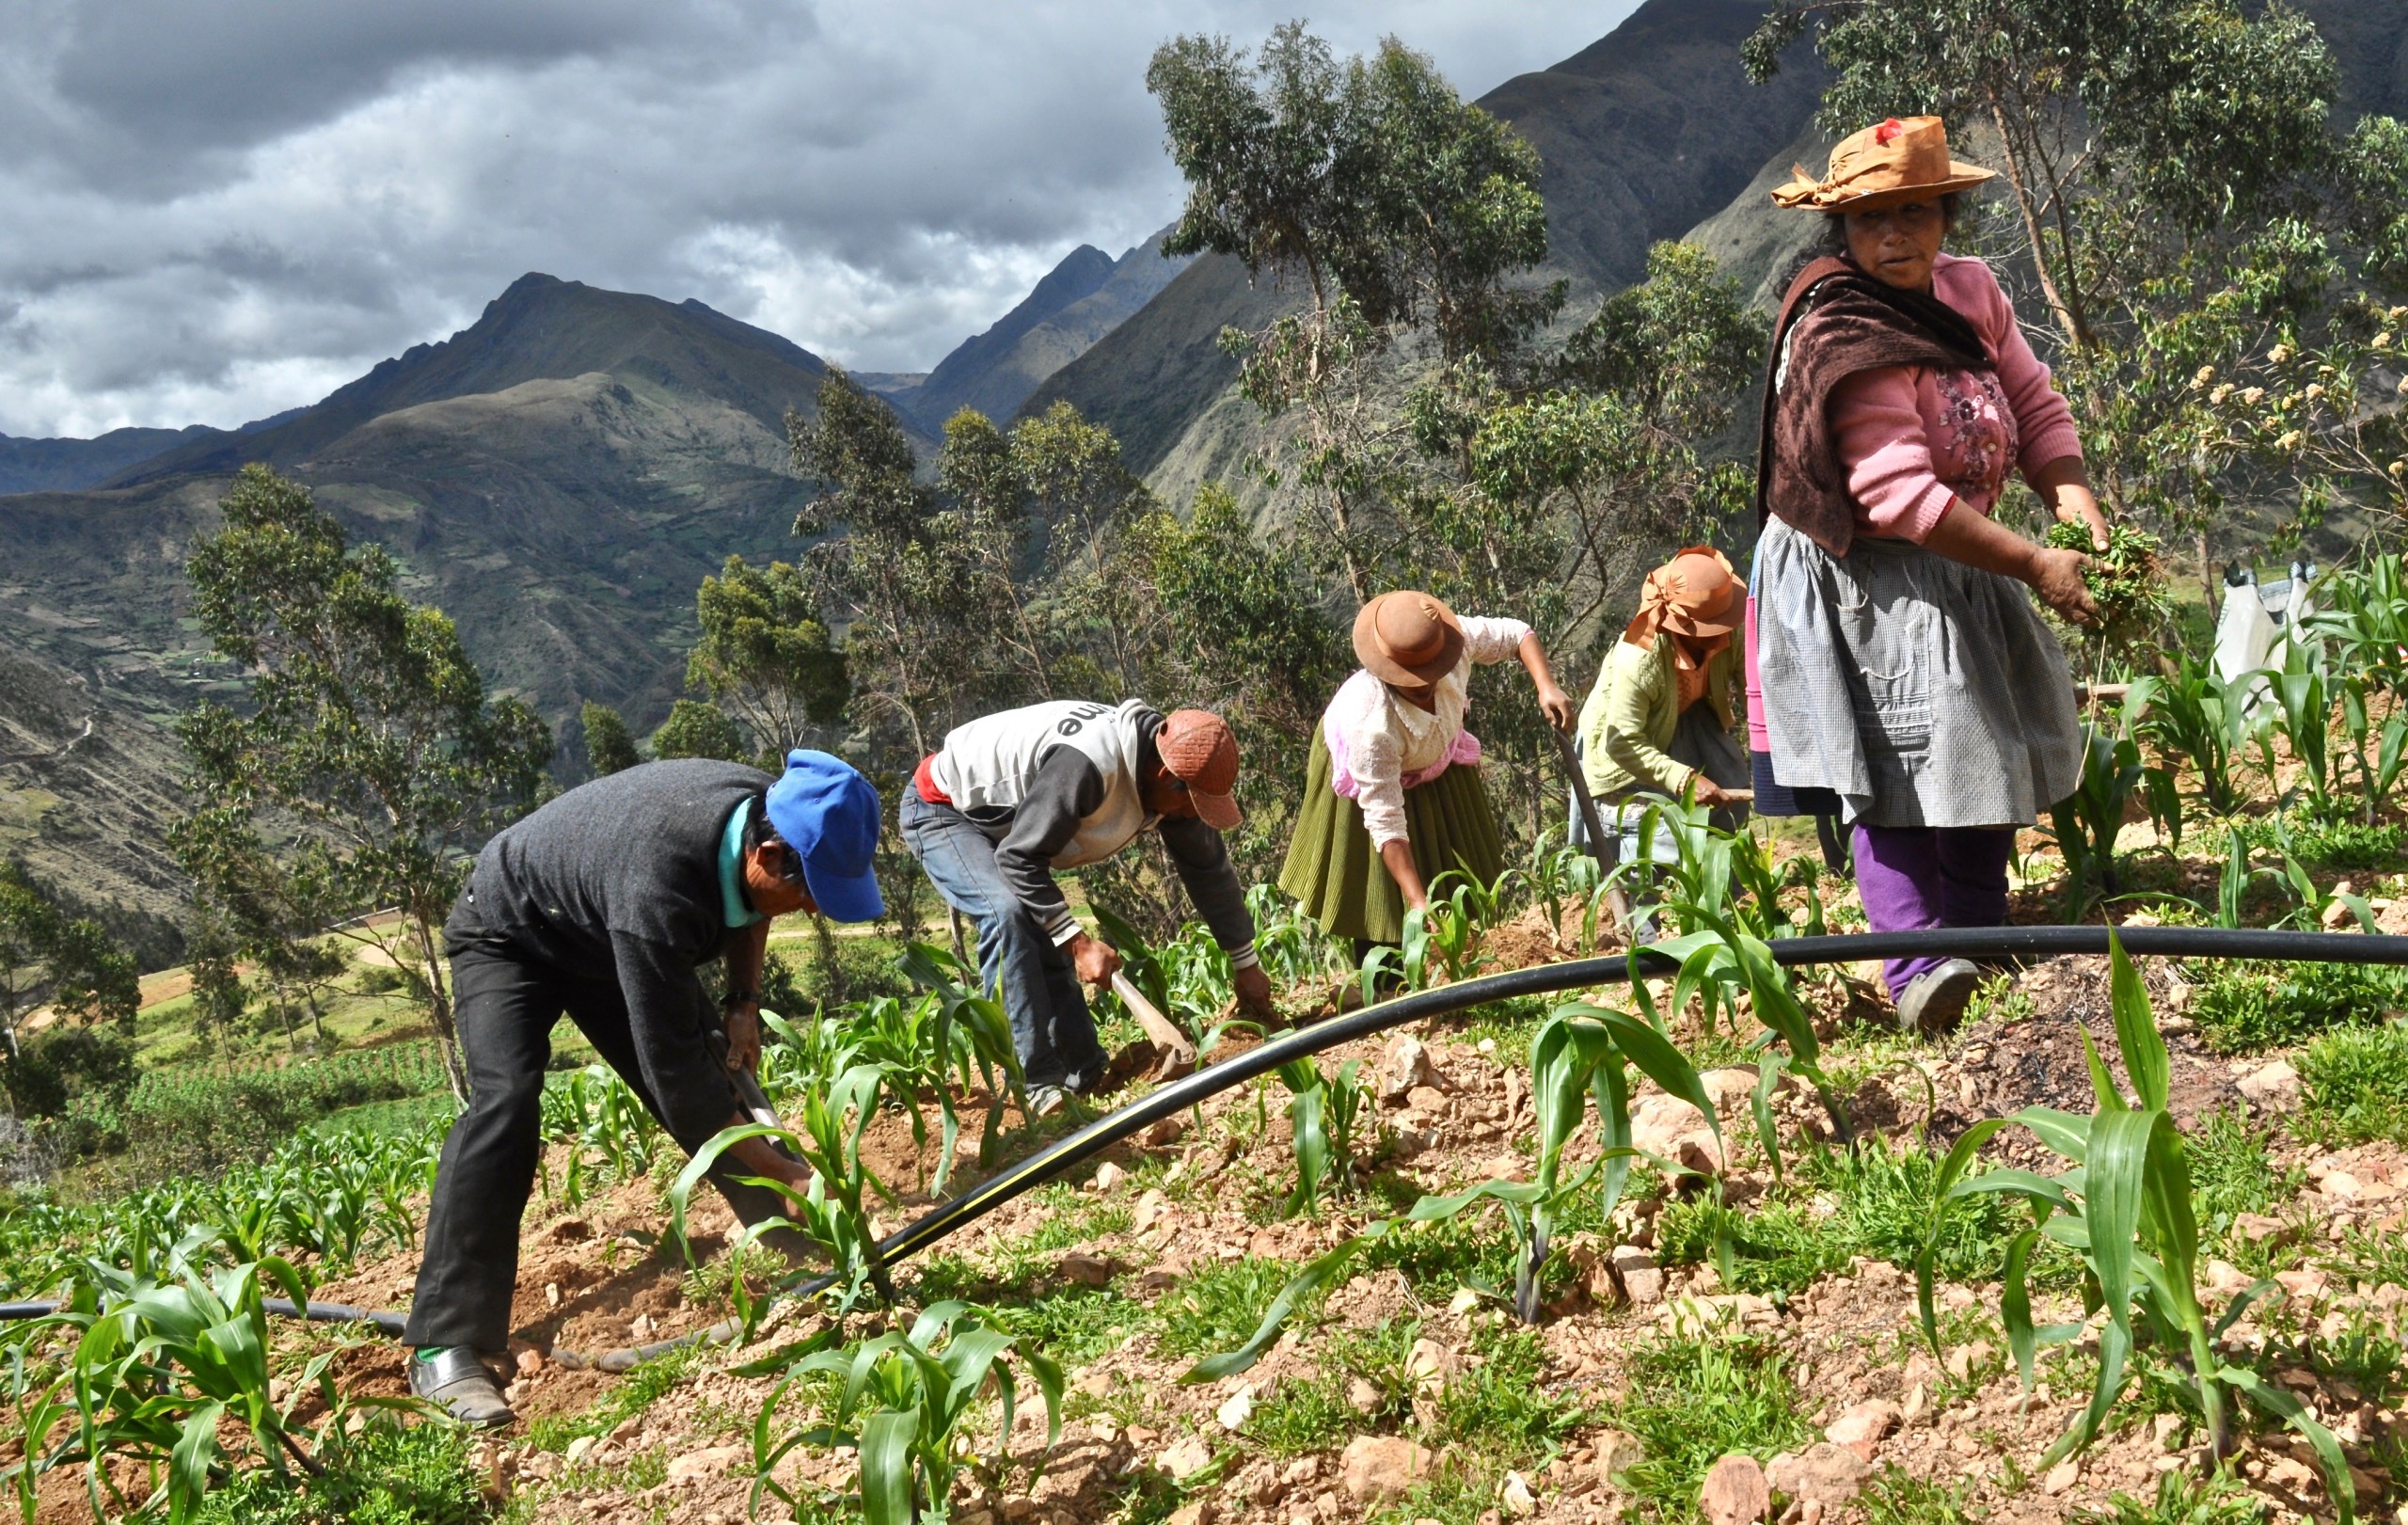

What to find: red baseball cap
left=1156, top=709, right=1242, bottom=830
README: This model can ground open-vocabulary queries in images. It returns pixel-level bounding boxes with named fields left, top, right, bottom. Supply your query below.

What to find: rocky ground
left=212, top=895, right=2405, bottom=1525
left=27, top=871, right=2407, bottom=1525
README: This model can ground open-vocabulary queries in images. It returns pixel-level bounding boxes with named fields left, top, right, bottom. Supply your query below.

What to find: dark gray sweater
left=448, top=759, right=768, bottom=1143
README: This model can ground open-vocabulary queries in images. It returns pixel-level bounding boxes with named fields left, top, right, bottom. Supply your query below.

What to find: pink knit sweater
left=1827, top=253, right=2083, bottom=541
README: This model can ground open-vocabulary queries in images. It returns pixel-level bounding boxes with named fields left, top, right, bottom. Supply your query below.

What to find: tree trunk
left=412, top=912, right=470, bottom=1105
left=1988, top=102, right=2090, bottom=348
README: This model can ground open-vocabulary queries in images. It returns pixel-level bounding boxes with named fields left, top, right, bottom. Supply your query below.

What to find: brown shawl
left=1753, top=256, right=1995, bottom=556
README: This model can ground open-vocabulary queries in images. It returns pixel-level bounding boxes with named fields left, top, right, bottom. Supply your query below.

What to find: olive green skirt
left=1277, top=729, right=1506, bottom=945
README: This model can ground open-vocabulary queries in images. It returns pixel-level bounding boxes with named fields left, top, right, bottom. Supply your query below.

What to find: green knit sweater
left=1577, top=638, right=1739, bottom=801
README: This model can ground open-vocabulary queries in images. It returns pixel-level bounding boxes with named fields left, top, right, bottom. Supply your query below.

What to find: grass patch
left=1608, top=1332, right=1813, bottom=1517
left=1154, top=1257, right=1317, bottom=1361
left=2069, top=1468, right=2266, bottom=1525
left=1860, top=1468, right=1978, bottom=1525
left=2189, top=961, right=2408, bottom=1054
left=2299, top=1022, right=2408, bottom=1146
left=524, top=1343, right=707, bottom=1452
left=2232, top=816, right=2405, bottom=873
left=197, top=1415, right=492, bottom=1525
left=2187, top=1107, right=2307, bottom=1223
left=1250, top=1320, right=1420, bottom=1456
left=1458, top=996, right=1555, bottom=1054
left=1652, top=1136, right=2038, bottom=1296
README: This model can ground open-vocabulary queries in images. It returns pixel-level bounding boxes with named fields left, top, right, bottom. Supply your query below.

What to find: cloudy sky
left=0, top=0, right=1642, bottom=438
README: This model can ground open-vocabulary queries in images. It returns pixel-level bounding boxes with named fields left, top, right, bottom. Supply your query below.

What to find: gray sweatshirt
left=927, top=700, right=1257, bottom=965
left=447, top=759, right=766, bottom=1144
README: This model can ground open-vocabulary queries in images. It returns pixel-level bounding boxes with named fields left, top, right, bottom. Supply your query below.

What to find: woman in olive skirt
left=1279, top=590, right=1575, bottom=964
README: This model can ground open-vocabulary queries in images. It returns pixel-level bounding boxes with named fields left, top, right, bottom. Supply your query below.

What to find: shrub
left=2299, top=1023, right=2408, bottom=1146
left=195, top=1416, right=493, bottom=1525
left=2191, top=960, right=2408, bottom=1053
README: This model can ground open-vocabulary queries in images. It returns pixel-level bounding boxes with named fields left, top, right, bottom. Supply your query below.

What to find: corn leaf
left=1182, top=1224, right=1387, bottom=1383
left=2106, top=932, right=2168, bottom=1112
left=857, top=1405, right=920, bottom=1525
left=2219, top=1365, right=2355, bottom=1525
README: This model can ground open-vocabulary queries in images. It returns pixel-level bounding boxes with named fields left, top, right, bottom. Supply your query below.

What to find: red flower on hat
left=1875, top=118, right=1906, bottom=145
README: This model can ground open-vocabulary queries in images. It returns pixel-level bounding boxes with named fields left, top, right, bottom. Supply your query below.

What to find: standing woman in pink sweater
left=1750, top=117, right=2106, bottom=1033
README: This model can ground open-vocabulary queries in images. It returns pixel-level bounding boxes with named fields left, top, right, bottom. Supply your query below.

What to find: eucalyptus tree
left=177, top=465, right=551, bottom=1103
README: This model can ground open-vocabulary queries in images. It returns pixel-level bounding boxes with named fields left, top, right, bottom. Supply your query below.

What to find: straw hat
left=1624, top=548, right=1741, bottom=649
left=1354, top=590, right=1465, bottom=687
left=1771, top=116, right=1995, bottom=213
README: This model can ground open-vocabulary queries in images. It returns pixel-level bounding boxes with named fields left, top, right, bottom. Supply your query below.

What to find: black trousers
left=402, top=944, right=796, bottom=1352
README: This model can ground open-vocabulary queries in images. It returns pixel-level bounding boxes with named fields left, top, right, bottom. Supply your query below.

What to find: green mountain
left=0, top=274, right=876, bottom=925
left=0, top=426, right=226, bottom=495
left=1022, top=0, right=1830, bottom=479
left=868, top=232, right=1193, bottom=433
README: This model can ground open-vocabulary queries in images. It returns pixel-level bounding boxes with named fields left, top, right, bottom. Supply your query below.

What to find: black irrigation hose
left=582, top=924, right=2408, bottom=1371
left=0, top=1297, right=408, bottom=1336
left=8, top=928, right=2404, bottom=1368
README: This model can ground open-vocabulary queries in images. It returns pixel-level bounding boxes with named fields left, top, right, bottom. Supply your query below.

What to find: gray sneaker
left=1895, top=959, right=1983, bottom=1035
left=1025, top=1084, right=1070, bottom=1119
left=408, top=1347, right=515, bottom=1427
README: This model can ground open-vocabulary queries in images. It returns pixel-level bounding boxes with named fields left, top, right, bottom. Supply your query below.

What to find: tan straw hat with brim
left=1771, top=116, right=1996, bottom=213
left=1354, top=590, right=1466, bottom=687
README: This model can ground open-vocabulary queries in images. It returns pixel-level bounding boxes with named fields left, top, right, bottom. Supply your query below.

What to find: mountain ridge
left=1022, top=0, right=1829, bottom=480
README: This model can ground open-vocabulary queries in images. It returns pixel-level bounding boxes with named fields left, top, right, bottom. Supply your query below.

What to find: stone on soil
left=1340, top=1436, right=1434, bottom=1503
left=1159, top=1436, right=1213, bottom=1479
left=1700, top=1454, right=1770, bottom=1525
left=1629, top=1093, right=1725, bottom=1174
left=1057, top=1250, right=1116, bottom=1287
left=1823, top=1399, right=1900, bottom=1460
left=2238, top=1060, right=2302, bottom=1112
left=1766, top=1443, right=1871, bottom=1504
left=1500, top=1469, right=1537, bottom=1516
left=1592, top=1429, right=1645, bottom=1489
left=1216, top=1384, right=1255, bottom=1432
left=666, top=1444, right=747, bottom=1483
left=1382, top=1035, right=1437, bottom=1101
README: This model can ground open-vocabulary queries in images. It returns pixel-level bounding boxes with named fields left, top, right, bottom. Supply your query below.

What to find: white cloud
left=0, top=0, right=1640, bottom=437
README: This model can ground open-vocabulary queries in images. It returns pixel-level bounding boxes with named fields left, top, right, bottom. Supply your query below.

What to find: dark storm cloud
left=0, top=0, right=1636, bottom=437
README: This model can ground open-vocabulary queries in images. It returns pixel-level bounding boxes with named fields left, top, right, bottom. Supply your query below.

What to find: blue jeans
left=898, top=791, right=1107, bottom=1089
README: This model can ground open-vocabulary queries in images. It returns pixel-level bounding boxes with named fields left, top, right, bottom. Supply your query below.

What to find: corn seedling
left=2337, top=670, right=2408, bottom=824
left=1420, top=872, right=1500, bottom=984
left=895, top=945, right=1023, bottom=1098
left=1527, top=833, right=1604, bottom=952
left=7, top=1239, right=404, bottom=1525
left=1915, top=932, right=2355, bottom=1519
left=1190, top=999, right=1723, bottom=1351
left=2253, top=643, right=2337, bottom=818
left=1093, top=904, right=1260, bottom=1056
left=1245, top=883, right=1344, bottom=989
left=2304, top=550, right=2408, bottom=698
left=1272, top=1055, right=1367, bottom=1217
left=2050, top=699, right=2149, bottom=917
left=1611, top=796, right=1852, bottom=1161
left=673, top=1064, right=898, bottom=1315
left=752, top=1300, right=1062, bottom=1525
left=2132, top=654, right=2253, bottom=818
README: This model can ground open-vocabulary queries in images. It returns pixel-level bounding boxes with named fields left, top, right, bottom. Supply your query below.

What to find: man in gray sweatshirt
left=900, top=701, right=1272, bottom=1112
left=404, top=750, right=883, bottom=1426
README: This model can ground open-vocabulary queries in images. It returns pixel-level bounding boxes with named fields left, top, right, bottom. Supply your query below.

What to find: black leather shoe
left=408, top=1347, right=515, bottom=1427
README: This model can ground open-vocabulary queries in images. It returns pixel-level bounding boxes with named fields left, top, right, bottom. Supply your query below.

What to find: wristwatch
left=720, top=990, right=761, bottom=1010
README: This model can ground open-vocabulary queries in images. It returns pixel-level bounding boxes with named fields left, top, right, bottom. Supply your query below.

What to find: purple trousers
left=1852, top=824, right=2015, bottom=999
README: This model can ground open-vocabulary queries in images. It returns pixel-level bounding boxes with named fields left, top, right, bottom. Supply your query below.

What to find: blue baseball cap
left=764, top=750, right=885, bottom=923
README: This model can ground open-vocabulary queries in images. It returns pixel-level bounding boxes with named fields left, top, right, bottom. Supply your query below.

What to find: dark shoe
left=408, top=1347, right=514, bottom=1427
left=1895, top=959, right=1982, bottom=1036
left=1025, top=1084, right=1071, bottom=1119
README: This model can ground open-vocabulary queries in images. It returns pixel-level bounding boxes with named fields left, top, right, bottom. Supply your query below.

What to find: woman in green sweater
left=1577, top=548, right=1749, bottom=878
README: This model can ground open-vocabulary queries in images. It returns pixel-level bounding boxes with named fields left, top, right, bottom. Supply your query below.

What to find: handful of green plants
left=2045, top=518, right=2169, bottom=651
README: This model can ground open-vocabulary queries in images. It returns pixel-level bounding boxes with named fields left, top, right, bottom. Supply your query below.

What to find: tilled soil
left=28, top=913, right=2408, bottom=1525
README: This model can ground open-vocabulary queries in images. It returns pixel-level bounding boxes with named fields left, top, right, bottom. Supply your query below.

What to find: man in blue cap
left=403, top=751, right=882, bottom=1425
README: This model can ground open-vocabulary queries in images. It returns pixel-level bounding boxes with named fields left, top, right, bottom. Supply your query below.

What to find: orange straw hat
left=1623, top=547, right=1741, bottom=649
left=1353, top=590, right=1465, bottom=687
left=1771, top=116, right=1995, bottom=214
